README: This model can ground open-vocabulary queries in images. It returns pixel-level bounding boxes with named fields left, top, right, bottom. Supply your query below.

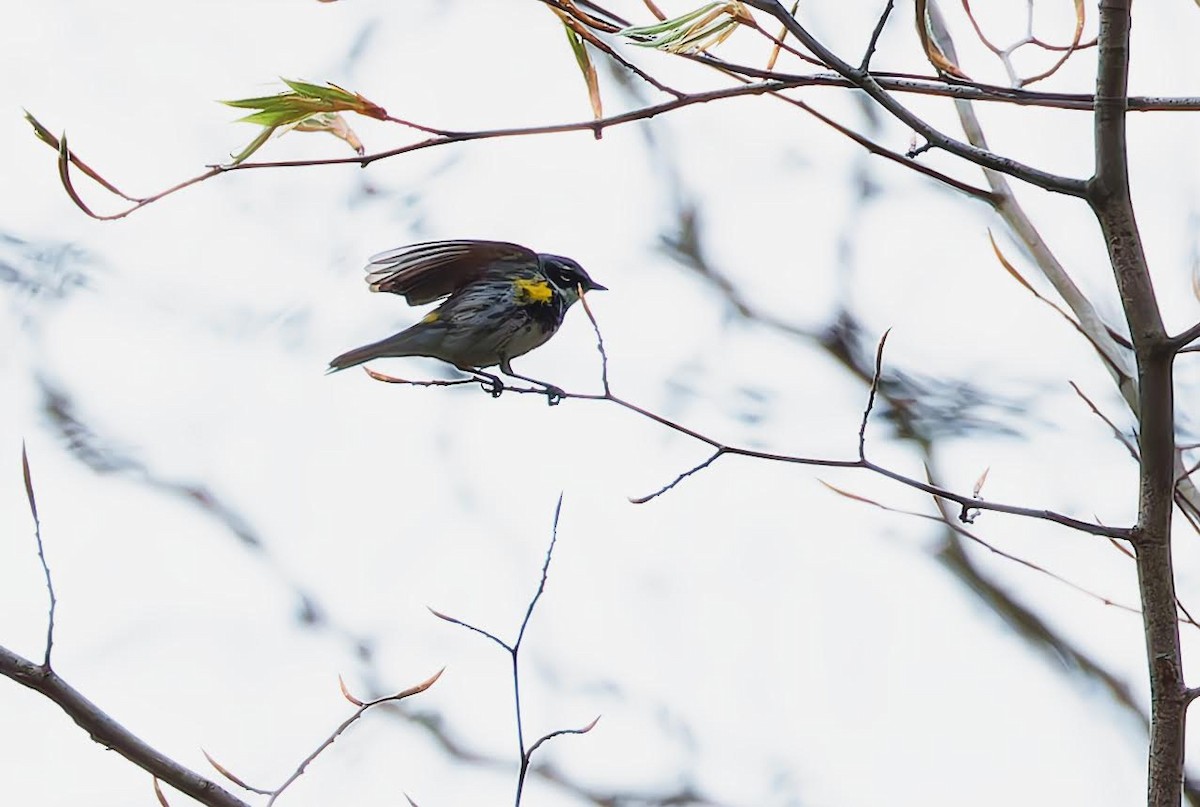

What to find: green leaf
left=221, top=78, right=387, bottom=165
left=619, top=2, right=748, bottom=54
left=561, top=20, right=603, bottom=123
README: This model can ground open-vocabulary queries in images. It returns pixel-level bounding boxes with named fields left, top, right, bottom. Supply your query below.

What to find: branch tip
left=337, top=674, right=364, bottom=706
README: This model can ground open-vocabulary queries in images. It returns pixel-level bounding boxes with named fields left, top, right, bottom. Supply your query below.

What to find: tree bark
left=1090, top=3, right=1187, bottom=805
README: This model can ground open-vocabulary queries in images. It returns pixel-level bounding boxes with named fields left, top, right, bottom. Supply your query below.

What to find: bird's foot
left=472, top=373, right=505, bottom=398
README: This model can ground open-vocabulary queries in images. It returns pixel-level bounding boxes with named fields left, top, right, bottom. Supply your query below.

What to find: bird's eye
left=547, top=260, right=579, bottom=287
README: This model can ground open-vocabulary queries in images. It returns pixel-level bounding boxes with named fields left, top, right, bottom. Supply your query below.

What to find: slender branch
left=741, top=0, right=1088, bottom=196
left=578, top=289, right=610, bottom=394
left=858, top=329, right=890, bottom=460
left=360, top=283, right=1130, bottom=538
left=514, top=494, right=563, bottom=653
left=821, top=479, right=1160, bottom=623
left=682, top=61, right=1200, bottom=112
left=1069, top=381, right=1139, bottom=462
left=761, top=82, right=995, bottom=200
left=364, top=323, right=1129, bottom=539
left=859, top=459, right=1126, bottom=536
left=551, top=7, right=686, bottom=98
left=860, top=0, right=896, bottom=71
left=21, top=444, right=56, bottom=668
left=527, top=716, right=602, bottom=758
left=629, top=449, right=725, bottom=504
left=431, top=498, right=593, bottom=807
left=428, top=607, right=512, bottom=652
left=1169, top=320, right=1200, bottom=352
left=260, top=670, right=443, bottom=807
left=48, top=65, right=1200, bottom=221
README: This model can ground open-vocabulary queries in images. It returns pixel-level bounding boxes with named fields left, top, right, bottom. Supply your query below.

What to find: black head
left=538, top=253, right=607, bottom=297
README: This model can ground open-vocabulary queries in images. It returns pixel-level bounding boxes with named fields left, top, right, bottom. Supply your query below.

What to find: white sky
left=3, top=2, right=1200, bottom=805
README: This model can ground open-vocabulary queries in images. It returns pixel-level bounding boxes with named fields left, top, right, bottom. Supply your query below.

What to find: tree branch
left=21, top=444, right=56, bottom=668
left=0, top=646, right=250, bottom=807
left=1088, top=3, right=1186, bottom=806
left=741, top=0, right=1088, bottom=196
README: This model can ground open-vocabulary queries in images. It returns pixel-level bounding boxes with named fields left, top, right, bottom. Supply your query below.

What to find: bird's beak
left=585, top=280, right=607, bottom=293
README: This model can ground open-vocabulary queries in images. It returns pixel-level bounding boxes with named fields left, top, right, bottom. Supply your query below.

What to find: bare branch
left=428, top=607, right=512, bottom=652
left=1069, top=381, right=1138, bottom=462
left=358, top=288, right=1126, bottom=538
left=1169, top=320, right=1200, bottom=353
left=860, top=0, right=896, bottom=71
left=21, top=443, right=56, bottom=668
left=858, top=329, right=890, bottom=460
left=202, top=751, right=272, bottom=796
left=431, top=499, right=594, bottom=806
left=860, top=459, right=1127, bottom=537
left=526, top=716, right=602, bottom=759
left=263, top=669, right=443, bottom=806
left=578, top=288, right=611, bottom=395
left=742, top=0, right=1088, bottom=196
left=820, top=480, right=1156, bottom=622
left=515, top=493, right=564, bottom=652
left=0, top=646, right=250, bottom=807
left=629, top=449, right=726, bottom=504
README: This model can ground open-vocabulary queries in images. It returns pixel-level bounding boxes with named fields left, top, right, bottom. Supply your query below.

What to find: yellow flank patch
left=420, top=310, right=440, bottom=324
left=514, top=277, right=554, bottom=305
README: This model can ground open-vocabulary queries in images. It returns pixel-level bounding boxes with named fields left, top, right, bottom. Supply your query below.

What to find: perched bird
left=328, top=240, right=605, bottom=395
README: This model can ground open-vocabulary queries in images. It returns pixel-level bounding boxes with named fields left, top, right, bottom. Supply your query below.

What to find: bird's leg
left=459, top=366, right=505, bottom=397
left=500, top=359, right=565, bottom=406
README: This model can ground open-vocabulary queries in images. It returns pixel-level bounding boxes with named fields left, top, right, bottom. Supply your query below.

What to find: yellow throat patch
left=514, top=277, right=554, bottom=305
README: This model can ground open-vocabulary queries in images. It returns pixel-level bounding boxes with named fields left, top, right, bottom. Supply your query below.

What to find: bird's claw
left=474, top=375, right=504, bottom=397
left=543, top=385, right=565, bottom=406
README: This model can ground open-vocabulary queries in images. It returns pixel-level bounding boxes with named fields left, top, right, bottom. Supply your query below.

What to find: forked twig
left=430, top=496, right=599, bottom=806
left=262, top=670, right=443, bottom=806
left=203, top=670, right=443, bottom=805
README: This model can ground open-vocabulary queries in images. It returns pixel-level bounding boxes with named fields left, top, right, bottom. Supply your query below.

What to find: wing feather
left=365, top=240, right=537, bottom=305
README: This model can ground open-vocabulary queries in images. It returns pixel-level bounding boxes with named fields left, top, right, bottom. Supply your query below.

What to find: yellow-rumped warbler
left=328, top=240, right=605, bottom=392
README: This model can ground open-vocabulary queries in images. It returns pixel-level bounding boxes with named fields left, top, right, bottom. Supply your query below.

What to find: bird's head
left=538, top=253, right=607, bottom=304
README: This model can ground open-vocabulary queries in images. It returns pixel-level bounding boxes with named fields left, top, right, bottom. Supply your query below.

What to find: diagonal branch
left=0, top=646, right=250, bottom=807
left=741, top=0, right=1088, bottom=196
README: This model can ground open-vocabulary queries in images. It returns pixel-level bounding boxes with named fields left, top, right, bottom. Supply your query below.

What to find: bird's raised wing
left=365, top=240, right=538, bottom=305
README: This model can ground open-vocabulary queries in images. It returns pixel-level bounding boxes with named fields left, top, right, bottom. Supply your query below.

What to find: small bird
left=328, top=240, right=606, bottom=396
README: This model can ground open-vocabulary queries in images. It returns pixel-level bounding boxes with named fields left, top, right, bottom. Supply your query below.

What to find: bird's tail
left=327, top=335, right=411, bottom=373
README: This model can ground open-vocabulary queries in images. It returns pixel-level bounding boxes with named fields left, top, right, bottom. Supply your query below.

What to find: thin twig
left=515, top=494, right=563, bottom=653
left=431, top=498, right=593, bottom=806
left=21, top=443, right=56, bottom=668
left=578, top=287, right=610, bottom=394
left=428, top=608, right=512, bottom=652
left=820, top=480, right=1157, bottom=622
left=362, top=300, right=1128, bottom=538
left=1069, top=381, right=1138, bottom=461
left=526, top=716, right=602, bottom=758
left=860, top=0, right=896, bottom=71
left=858, top=329, right=890, bottom=460
left=629, top=449, right=725, bottom=504
left=742, top=0, right=1088, bottom=196
left=261, top=670, right=443, bottom=807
